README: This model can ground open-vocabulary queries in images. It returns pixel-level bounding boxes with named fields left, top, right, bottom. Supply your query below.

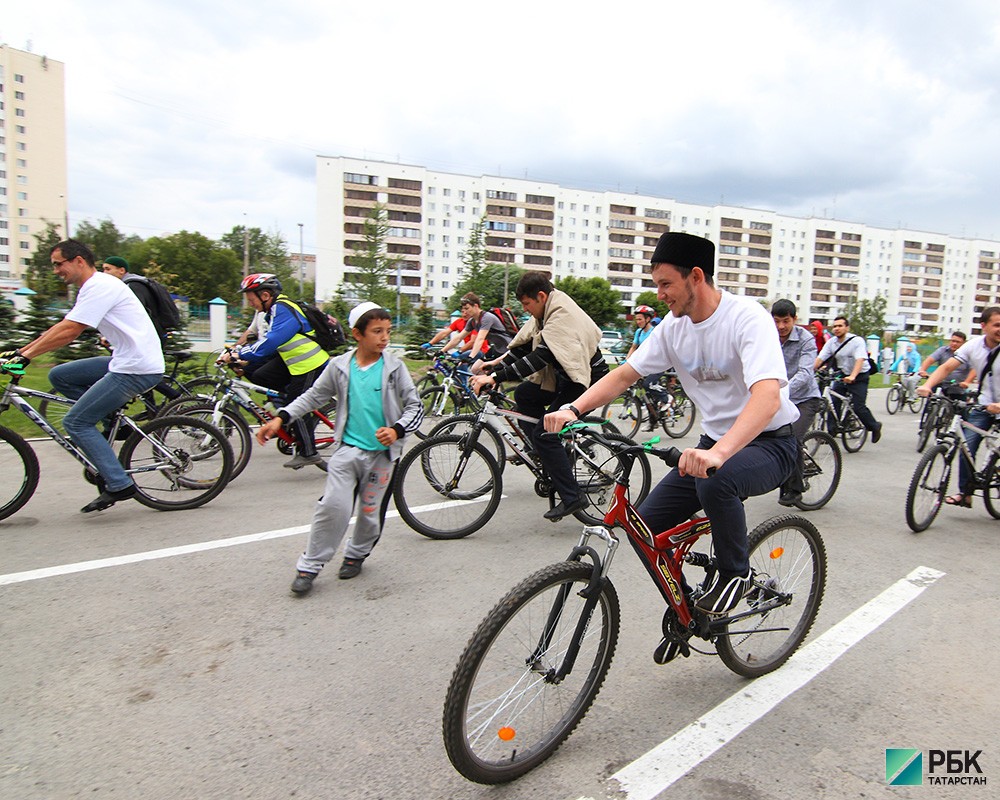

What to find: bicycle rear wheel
left=662, top=393, right=696, bottom=439
left=162, top=402, right=253, bottom=480
left=570, top=432, right=651, bottom=525
left=393, top=435, right=502, bottom=539
left=0, top=426, right=39, bottom=521
left=599, top=393, right=642, bottom=439
left=715, top=515, right=825, bottom=678
left=794, top=430, right=841, bottom=511
left=984, top=454, right=1000, bottom=520
left=442, top=561, right=620, bottom=784
left=916, top=400, right=939, bottom=452
left=885, top=384, right=902, bottom=414
left=905, top=443, right=949, bottom=532
left=416, top=385, right=462, bottom=439
left=119, top=416, right=233, bottom=510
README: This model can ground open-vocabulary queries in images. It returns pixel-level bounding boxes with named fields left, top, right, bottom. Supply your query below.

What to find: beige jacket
left=509, top=289, right=602, bottom=391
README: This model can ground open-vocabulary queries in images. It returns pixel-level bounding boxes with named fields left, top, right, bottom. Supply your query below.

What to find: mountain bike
left=885, top=373, right=923, bottom=415
left=156, top=362, right=336, bottom=477
left=599, top=361, right=696, bottom=439
left=392, top=391, right=651, bottom=538
left=1, top=367, right=233, bottom=521
left=916, top=382, right=965, bottom=453
left=813, top=372, right=868, bottom=453
left=415, top=354, right=494, bottom=439
left=905, top=401, right=1000, bottom=531
left=441, top=429, right=825, bottom=783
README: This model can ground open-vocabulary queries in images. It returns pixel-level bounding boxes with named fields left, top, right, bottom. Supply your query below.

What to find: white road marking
left=577, top=565, right=945, bottom=800
left=0, top=495, right=499, bottom=586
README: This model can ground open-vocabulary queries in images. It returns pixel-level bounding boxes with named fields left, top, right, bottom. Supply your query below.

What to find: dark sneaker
left=542, top=496, right=589, bottom=521
left=653, top=634, right=692, bottom=664
left=290, top=571, right=317, bottom=595
left=871, top=423, right=883, bottom=444
left=694, top=570, right=751, bottom=615
left=81, top=484, right=137, bottom=513
left=778, top=490, right=802, bottom=507
left=338, top=558, right=364, bottom=579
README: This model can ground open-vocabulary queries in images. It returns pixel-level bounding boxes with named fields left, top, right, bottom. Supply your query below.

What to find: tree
left=0, top=298, right=18, bottom=350
left=345, top=204, right=397, bottom=309
left=553, top=276, right=624, bottom=328
left=129, top=231, right=243, bottom=304
left=25, top=221, right=66, bottom=300
left=840, top=294, right=888, bottom=340
left=633, top=290, right=668, bottom=320
left=447, top=264, right=526, bottom=311
left=220, top=226, right=291, bottom=282
left=457, top=215, right=494, bottom=297
left=74, top=218, right=143, bottom=262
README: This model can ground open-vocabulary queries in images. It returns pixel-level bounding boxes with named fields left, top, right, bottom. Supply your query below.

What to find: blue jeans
left=959, top=409, right=994, bottom=496
left=637, top=433, right=798, bottom=576
left=49, top=357, right=163, bottom=491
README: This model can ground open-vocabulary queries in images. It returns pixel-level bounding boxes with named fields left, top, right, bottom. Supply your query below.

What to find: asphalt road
left=2, top=389, right=997, bottom=800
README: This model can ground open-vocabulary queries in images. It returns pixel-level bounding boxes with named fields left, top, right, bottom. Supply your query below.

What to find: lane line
left=0, top=495, right=499, bottom=586
left=578, top=565, right=945, bottom=800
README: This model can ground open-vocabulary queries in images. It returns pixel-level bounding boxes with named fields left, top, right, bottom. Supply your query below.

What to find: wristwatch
left=558, top=403, right=583, bottom=418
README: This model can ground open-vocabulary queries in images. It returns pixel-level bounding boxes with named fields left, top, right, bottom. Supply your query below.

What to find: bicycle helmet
left=239, top=273, right=282, bottom=294
left=634, top=304, right=656, bottom=317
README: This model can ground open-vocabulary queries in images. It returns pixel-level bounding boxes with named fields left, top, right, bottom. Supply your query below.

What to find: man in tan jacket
left=471, top=271, right=608, bottom=520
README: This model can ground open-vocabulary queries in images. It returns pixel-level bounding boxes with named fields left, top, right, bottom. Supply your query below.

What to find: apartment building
left=0, top=44, right=68, bottom=284
left=316, top=156, right=999, bottom=335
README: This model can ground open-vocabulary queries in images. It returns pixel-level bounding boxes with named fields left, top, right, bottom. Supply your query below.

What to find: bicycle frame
left=817, top=374, right=860, bottom=430
left=938, top=408, right=1000, bottom=487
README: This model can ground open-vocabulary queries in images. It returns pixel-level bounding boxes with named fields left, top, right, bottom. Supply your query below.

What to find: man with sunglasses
left=0, top=240, right=164, bottom=512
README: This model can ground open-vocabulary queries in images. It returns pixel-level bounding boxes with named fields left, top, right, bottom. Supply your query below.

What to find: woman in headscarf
left=808, top=320, right=830, bottom=354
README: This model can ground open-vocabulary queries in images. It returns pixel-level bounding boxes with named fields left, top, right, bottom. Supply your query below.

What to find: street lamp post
left=298, top=223, right=305, bottom=299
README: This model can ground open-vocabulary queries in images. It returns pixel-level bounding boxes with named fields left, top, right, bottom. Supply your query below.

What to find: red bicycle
left=442, top=426, right=826, bottom=784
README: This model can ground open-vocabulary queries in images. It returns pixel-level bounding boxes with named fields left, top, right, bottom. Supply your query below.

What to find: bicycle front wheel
left=715, top=514, right=826, bottom=678
left=600, top=393, right=642, bottom=439
left=0, top=425, right=40, bottom=521
left=905, top=443, right=949, bottom=532
left=840, top=412, right=868, bottom=453
left=570, top=432, right=652, bottom=525
left=916, top=400, right=938, bottom=453
left=393, top=434, right=502, bottom=539
left=427, top=415, right=507, bottom=473
left=794, top=430, right=842, bottom=511
left=662, top=393, right=697, bottom=438
left=119, top=416, right=233, bottom=510
left=984, top=454, right=1000, bottom=520
left=885, top=384, right=902, bottom=414
left=442, top=561, right=620, bottom=784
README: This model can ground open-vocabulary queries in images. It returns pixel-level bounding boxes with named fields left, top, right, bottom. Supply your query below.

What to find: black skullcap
left=650, top=232, right=715, bottom=277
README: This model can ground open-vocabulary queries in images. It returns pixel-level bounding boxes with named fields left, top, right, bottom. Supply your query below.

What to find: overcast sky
left=5, top=0, right=1000, bottom=253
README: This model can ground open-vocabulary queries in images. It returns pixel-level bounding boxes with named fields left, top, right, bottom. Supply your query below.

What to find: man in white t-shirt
left=544, top=232, right=799, bottom=646
left=814, top=316, right=883, bottom=442
left=917, top=305, right=1000, bottom=507
left=3, top=240, right=165, bottom=512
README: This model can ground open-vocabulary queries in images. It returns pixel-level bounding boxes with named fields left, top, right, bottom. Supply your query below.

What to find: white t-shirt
left=65, top=271, right=165, bottom=374
left=628, top=291, right=799, bottom=440
left=955, top=336, right=998, bottom=406
left=817, top=334, right=871, bottom=375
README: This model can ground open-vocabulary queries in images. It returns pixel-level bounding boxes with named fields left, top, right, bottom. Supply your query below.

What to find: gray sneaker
left=283, top=453, right=324, bottom=470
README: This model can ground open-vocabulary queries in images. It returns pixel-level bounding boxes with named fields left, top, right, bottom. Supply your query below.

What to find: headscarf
left=809, top=320, right=829, bottom=353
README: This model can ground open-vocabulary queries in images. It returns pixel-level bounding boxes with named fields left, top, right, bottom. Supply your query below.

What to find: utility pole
left=298, top=223, right=305, bottom=299
left=242, top=217, right=249, bottom=309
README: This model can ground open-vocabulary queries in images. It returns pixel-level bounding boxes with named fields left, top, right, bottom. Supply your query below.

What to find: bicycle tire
left=982, top=453, right=1000, bottom=520
left=906, top=394, right=924, bottom=414
left=427, top=414, right=507, bottom=474
left=37, top=396, right=74, bottom=437
left=905, top=442, right=949, bottom=532
left=840, top=412, right=868, bottom=453
left=885, top=384, right=902, bottom=415
left=0, top=425, right=40, bottom=521
left=180, top=376, right=223, bottom=400
left=415, top=385, right=463, bottom=439
left=662, top=393, right=697, bottom=439
left=600, top=392, right=642, bottom=440
left=715, top=514, right=825, bottom=678
left=312, top=401, right=337, bottom=451
left=442, top=561, right=620, bottom=784
left=794, top=430, right=842, bottom=511
left=570, top=432, right=652, bottom=525
left=161, top=402, right=253, bottom=480
left=119, top=415, right=233, bottom=510
left=393, top=434, right=503, bottom=539
left=916, top=400, right=938, bottom=453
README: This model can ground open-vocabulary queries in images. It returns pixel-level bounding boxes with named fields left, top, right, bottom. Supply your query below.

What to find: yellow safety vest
left=274, top=297, right=330, bottom=375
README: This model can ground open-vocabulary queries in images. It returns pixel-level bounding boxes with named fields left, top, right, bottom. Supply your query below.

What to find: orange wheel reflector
left=498, top=726, right=516, bottom=741
left=770, top=547, right=784, bottom=559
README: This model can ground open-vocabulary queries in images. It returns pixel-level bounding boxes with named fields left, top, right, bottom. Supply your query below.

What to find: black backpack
left=123, top=275, right=182, bottom=337
left=278, top=298, right=346, bottom=352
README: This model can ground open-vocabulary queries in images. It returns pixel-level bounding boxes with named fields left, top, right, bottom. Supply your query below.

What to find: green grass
left=0, top=355, right=62, bottom=438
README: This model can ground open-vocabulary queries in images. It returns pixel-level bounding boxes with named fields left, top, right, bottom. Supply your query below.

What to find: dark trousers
left=782, top=397, right=822, bottom=495
left=832, top=377, right=880, bottom=432
left=245, top=356, right=322, bottom=456
left=637, top=433, right=798, bottom=576
left=514, top=378, right=586, bottom=505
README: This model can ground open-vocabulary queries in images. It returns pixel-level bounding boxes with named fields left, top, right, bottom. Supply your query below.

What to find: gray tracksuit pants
left=296, top=446, right=395, bottom=574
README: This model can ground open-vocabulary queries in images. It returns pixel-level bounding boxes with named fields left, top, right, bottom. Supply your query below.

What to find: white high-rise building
left=316, top=156, right=999, bottom=335
left=0, top=44, right=68, bottom=284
